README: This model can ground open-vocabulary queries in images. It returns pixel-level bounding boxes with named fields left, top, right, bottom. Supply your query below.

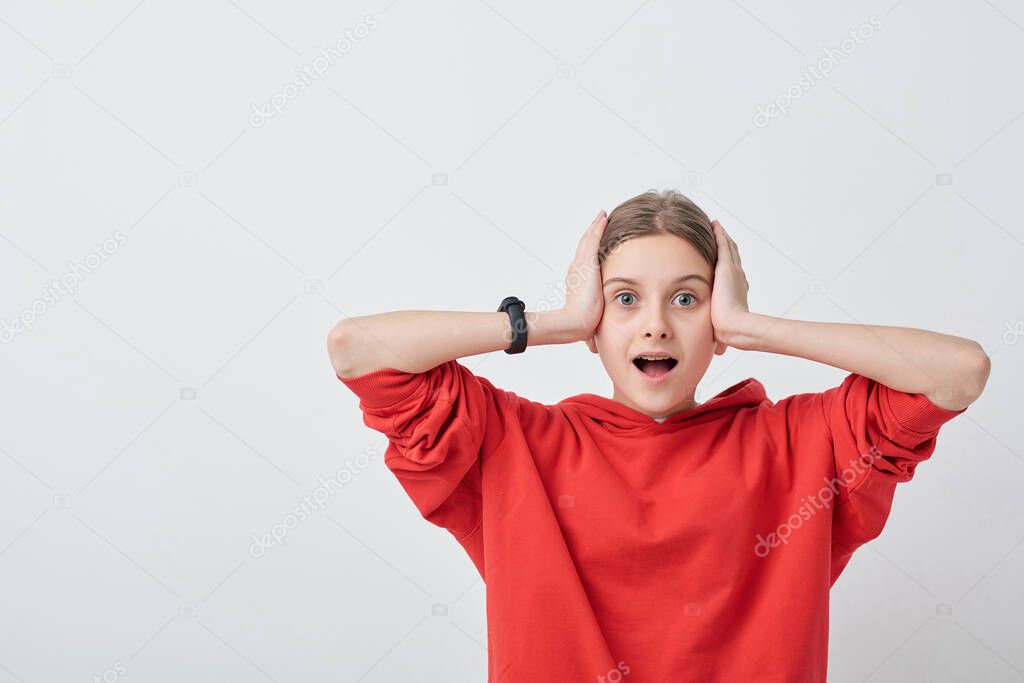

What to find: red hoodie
left=337, top=359, right=967, bottom=682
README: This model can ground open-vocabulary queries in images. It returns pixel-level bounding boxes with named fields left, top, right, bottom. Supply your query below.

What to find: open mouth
left=632, top=354, right=679, bottom=378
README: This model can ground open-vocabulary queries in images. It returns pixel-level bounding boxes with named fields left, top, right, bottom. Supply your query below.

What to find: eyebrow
left=602, top=274, right=711, bottom=289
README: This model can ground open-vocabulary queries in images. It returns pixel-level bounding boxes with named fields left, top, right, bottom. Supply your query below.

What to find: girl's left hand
left=710, top=219, right=751, bottom=345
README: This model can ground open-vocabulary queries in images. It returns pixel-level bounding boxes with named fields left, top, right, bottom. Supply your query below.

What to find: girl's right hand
left=559, top=210, right=608, bottom=342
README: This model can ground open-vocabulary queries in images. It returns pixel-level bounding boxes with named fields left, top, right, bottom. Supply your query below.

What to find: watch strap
left=497, top=296, right=527, bottom=354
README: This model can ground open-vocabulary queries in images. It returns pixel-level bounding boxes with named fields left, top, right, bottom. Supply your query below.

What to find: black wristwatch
left=497, top=296, right=528, bottom=354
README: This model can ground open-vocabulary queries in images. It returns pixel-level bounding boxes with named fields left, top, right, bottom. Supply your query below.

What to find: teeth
left=638, top=354, right=670, bottom=360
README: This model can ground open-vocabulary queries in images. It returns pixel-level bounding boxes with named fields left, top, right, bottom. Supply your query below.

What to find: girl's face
left=585, top=232, right=725, bottom=419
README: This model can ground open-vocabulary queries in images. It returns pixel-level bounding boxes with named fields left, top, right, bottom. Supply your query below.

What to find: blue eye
left=615, top=292, right=697, bottom=307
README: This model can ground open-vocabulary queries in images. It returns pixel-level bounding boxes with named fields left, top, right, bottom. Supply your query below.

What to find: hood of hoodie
left=556, top=377, right=769, bottom=435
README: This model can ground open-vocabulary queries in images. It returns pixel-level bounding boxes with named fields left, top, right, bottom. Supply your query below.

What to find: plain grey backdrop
left=1, top=0, right=1022, bottom=681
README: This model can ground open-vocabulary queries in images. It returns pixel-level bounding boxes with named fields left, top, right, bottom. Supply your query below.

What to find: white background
left=1, top=0, right=1022, bottom=681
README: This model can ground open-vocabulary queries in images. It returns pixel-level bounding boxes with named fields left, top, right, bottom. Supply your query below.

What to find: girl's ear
left=585, top=336, right=597, bottom=354
left=714, top=340, right=727, bottom=356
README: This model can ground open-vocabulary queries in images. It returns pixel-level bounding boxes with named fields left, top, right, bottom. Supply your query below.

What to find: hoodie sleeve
left=822, top=372, right=967, bottom=585
left=336, top=359, right=519, bottom=547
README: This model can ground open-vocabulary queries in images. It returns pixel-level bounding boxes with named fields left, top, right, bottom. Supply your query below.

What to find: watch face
left=499, top=296, right=523, bottom=312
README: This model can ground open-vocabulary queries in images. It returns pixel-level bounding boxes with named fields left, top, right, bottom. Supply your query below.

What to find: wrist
left=718, top=311, right=765, bottom=350
left=527, top=309, right=587, bottom=346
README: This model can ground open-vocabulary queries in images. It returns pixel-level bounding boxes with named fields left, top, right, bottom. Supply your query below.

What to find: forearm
left=328, top=309, right=579, bottom=378
left=724, top=313, right=991, bottom=410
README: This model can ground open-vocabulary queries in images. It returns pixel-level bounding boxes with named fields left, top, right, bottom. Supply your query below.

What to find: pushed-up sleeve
left=823, top=372, right=967, bottom=585
left=337, top=359, right=518, bottom=545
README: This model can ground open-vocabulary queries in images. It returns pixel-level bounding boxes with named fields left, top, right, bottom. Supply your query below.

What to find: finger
left=720, top=223, right=735, bottom=250
left=717, top=223, right=740, bottom=265
left=728, top=235, right=742, bottom=268
left=712, top=221, right=732, bottom=264
left=575, top=211, right=607, bottom=261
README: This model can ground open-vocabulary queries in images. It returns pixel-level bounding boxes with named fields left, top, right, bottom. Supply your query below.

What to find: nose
left=642, top=307, right=671, bottom=339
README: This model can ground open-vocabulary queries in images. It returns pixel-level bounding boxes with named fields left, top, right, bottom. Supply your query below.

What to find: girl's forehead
left=602, top=272, right=712, bottom=290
